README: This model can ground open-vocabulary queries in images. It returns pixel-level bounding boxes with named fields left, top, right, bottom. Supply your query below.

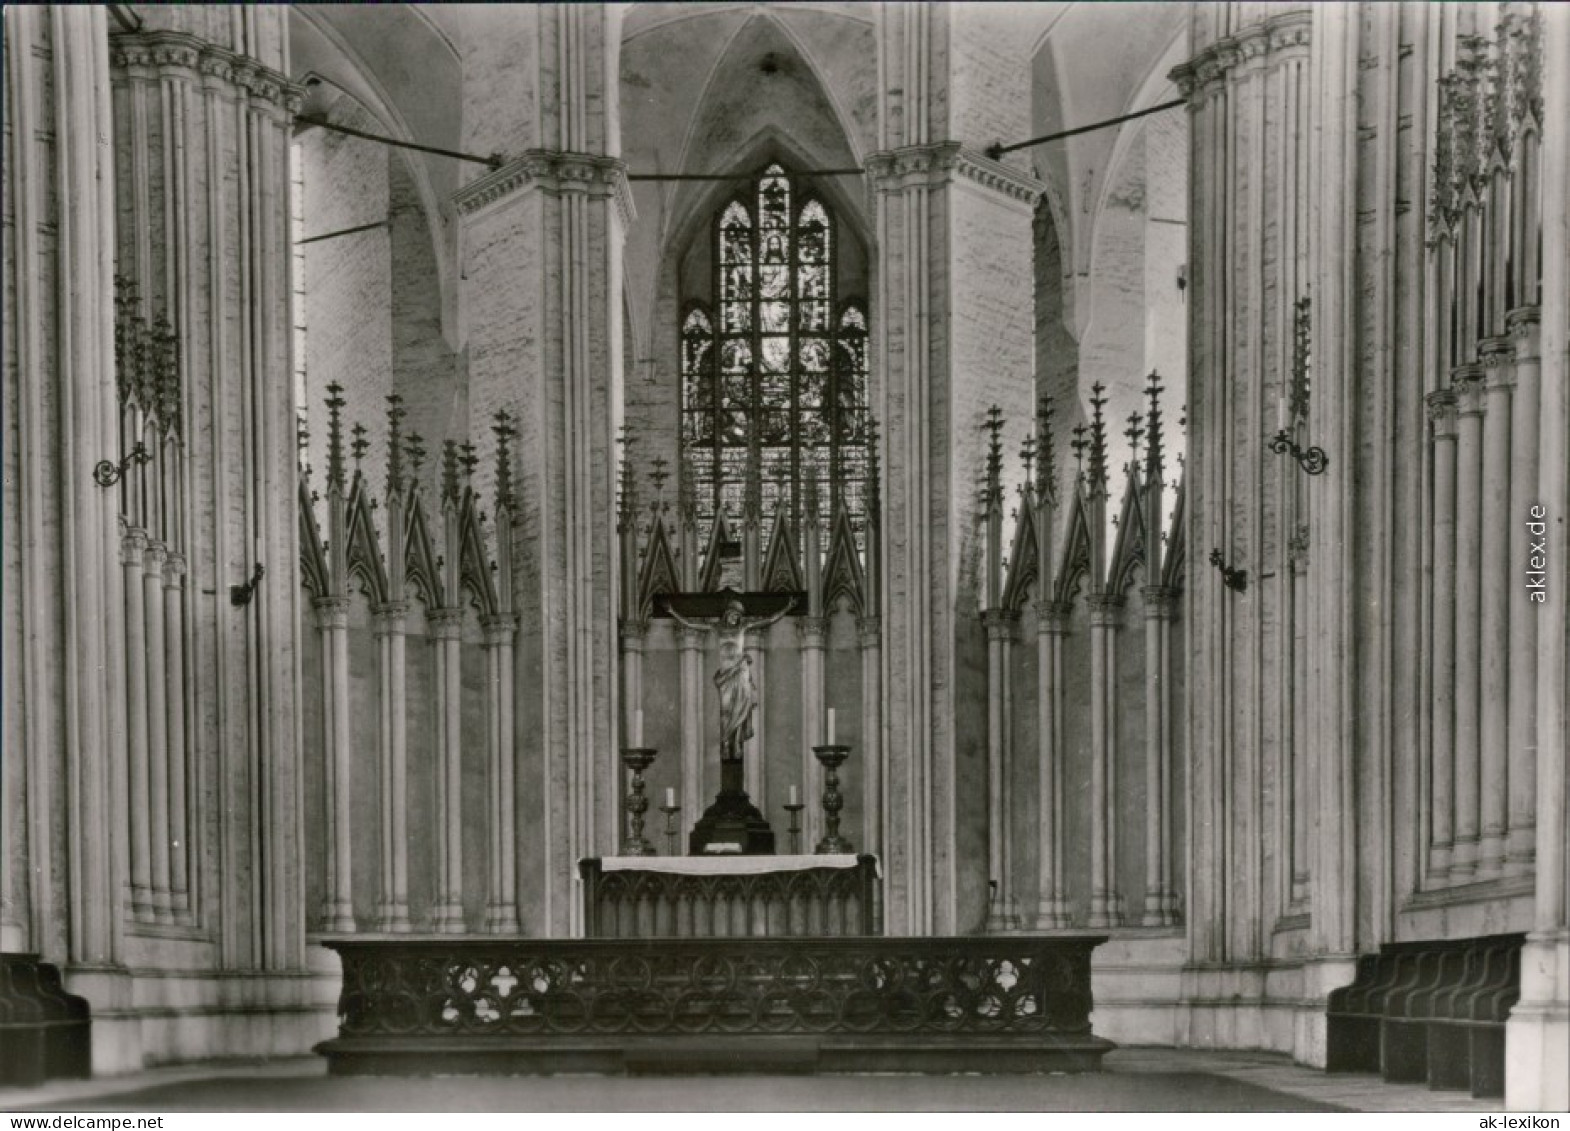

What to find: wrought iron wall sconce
left=1209, top=548, right=1248, bottom=592
left=230, top=562, right=265, bottom=607
left=94, top=442, right=151, bottom=488
left=1268, top=429, right=1330, bottom=476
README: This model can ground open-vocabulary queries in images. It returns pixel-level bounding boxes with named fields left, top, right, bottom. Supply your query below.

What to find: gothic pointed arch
left=344, top=477, right=388, bottom=603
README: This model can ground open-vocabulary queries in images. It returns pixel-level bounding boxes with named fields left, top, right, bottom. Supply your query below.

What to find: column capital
left=856, top=616, right=882, bottom=647
left=1426, top=387, right=1460, bottom=436
left=1453, top=365, right=1488, bottom=414
left=1035, top=599, right=1073, bottom=634
left=1480, top=335, right=1518, bottom=389
left=312, top=595, right=351, bottom=631
left=1140, top=585, right=1181, bottom=618
left=677, top=623, right=707, bottom=648
left=619, top=618, right=649, bottom=646
left=454, top=150, right=635, bottom=227
left=981, top=608, right=1021, bottom=642
left=1088, top=592, right=1125, bottom=628
left=162, top=551, right=187, bottom=581
left=111, top=31, right=302, bottom=121
left=1506, top=306, right=1541, bottom=358
left=480, top=611, right=519, bottom=647
left=428, top=606, right=466, bottom=640
left=1170, top=11, right=1312, bottom=101
left=797, top=616, right=829, bottom=647
left=120, top=526, right=149, bottom=565
left=142, top=539, right=167, bottom=573
left=372, top=601, right=411, bottom=634
left=864, top=142, right=1043, bottom=207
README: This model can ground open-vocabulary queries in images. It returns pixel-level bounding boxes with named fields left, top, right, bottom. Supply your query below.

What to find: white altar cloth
left=589, top=854, right=875, bottom=876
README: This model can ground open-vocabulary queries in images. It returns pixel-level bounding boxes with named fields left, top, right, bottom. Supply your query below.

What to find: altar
left=579, top=854, right=879, bottom=938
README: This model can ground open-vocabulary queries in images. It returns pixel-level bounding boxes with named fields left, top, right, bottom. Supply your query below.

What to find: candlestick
left=783, top=800, right=806, bottom=855
left=812, top=743, right=853, bottom=854
left=659, top=801, right=682, bottom=856
left=620, top=746, right=658, bottom=856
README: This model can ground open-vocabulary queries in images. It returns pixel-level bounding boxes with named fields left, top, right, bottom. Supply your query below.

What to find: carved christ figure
left=662, top=596, right=793, bottom=763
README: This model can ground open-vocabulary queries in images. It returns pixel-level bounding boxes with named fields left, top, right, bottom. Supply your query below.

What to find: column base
left=431, top=902, right=467, bottom=934
left=1032, top=900, right=1071, bottom=930
left=1505, top=930, right=1570, bottom=1112
left=374, top=904, right=413, bottom=933
left=485, top=905, right=521, bottom=935
left=1475, top=831, right=1508, bottom=878
left=986, top=897, right=1021, bottom=932
left=1087, top=893, right=1125, bottom=929
left=1141, top=890, right=1181, bottom=927
left=320, top=902, right=356, bottom=934
left=1503, top=826, right=1536, bottom=877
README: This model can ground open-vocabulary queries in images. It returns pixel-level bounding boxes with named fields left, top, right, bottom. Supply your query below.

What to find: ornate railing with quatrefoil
left=317, top=935, right=1113, bottom=1075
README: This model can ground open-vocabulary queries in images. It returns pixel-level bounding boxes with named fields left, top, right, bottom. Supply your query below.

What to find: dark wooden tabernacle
left=316, top=935, right=1113, bottom=1076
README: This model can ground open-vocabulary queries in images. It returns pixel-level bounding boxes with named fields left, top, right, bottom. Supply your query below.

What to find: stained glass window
left=682, top=165, right=871, bottom=558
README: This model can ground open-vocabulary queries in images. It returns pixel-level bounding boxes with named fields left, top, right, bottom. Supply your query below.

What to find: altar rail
left=579, top=856, right=879, bottom=938
left=317, top=935, right=1112, bottom=1075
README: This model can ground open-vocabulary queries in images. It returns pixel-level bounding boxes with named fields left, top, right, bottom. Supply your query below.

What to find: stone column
left=1477, top=338, right=1515, bottom=877
left=373, top=602, right=412, bottom=932
left=869, top=6, right=1041, bottom=933
left=1505, top=7, right=1569, bottom=1111
left=1451, top=369, right=1486, bottom=879
left=314, top=596, right=355, bottom=932
left=122, top=527, right=153, bottom=921
left=1505, top=309, right=1541, bottom=875
left=1142, top=586, right=1179, bottom=926
left=163, top=553, right=190, bottom=917
left=678, top=625, right=706, bottom=820
left=983, top=610, right=1020, bottom=930
left=142, top=541, right=171, bottom=921
left=456, top=3, right=628, bottom=935
left=112, top=8, right=306, bottom=971
left=1087, top=593, right=1124, bottom=928
left=1034, top=601, right=1069, bottom=929
left=429, top=607, right=466, bottom=932
left=620, top=619, right=646, bottom=748
left=482, top=612, right=520, bottom=934
left=857, top=616, right=884, bottom=858
left=798, top=617, right=828, bottom=847
left=1426, top=389, right=1459, bottom=878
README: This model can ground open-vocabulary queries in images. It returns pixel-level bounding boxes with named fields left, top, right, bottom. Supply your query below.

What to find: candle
left=790, top=784, right=799, bottom=806
left=826, top=708, right=836, bottom=746
left=666, top=787, right=676, bottom=809
left=1278, top=395, right=1287, bottom=431
left=632, top=708, right=644, bottom=748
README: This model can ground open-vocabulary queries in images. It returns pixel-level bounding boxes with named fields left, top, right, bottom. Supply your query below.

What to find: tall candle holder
left=660, top=802, right=682, bottom=856
left=812, top=744, right=854, bottom=854
left=620, top=746, right=658, bottom=856
left=783, top=800, right=806, bottom=854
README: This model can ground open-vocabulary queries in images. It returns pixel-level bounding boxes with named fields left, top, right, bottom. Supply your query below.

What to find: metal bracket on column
left=93, top=442, right=151, bottom=487
left=1209, top=548, right=1248, bottom=593
left=230, top=562, right=265, bottom=607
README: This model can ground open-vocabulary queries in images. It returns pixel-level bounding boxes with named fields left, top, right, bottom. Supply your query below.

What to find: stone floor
left=0, top=1048, right=1502, bottom=1113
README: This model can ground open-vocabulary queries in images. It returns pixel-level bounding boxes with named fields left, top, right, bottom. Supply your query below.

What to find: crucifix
left=657, top=587, right=801, bottom=854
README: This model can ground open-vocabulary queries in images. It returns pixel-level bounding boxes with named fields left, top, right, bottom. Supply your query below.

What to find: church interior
left=2, top=1, right=1567, bottom=1112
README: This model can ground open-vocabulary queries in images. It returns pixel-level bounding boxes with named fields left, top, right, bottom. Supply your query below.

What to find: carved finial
left=1291, top=297, right=1312, bottom=426
left=459, top=441, right=479, bottom=483
left=386, top=394, right=407, bottom=495
left=864, top=414, right=882, bottom=523
left=649, top=456, right=670, bottom=513
left=492, top=409, right=516, bottom=512
left=1087, top=382, right=1110, bottom=498
left=678, top=448, right=698, bottom=528
left=326, top=382, right=347, bottom=490
left=1071, top=423, right=1090, bottom=484
left=1020, top=434, right=1037, bottom=497
left=406, top=432, right=427, bottom=482
left=350, top=422, right=369, bottom=475
left=984, top=404, right=1005, bottom=514
left=1037, top=393, right=1058, bottom=506
left=617, top=425, right=638, bottom=530
left=441, top=440, right=461, bottom=502
left=1125, top=410, right=1145, bottom=472
left=1144, top=372, right=1165, bottom=483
